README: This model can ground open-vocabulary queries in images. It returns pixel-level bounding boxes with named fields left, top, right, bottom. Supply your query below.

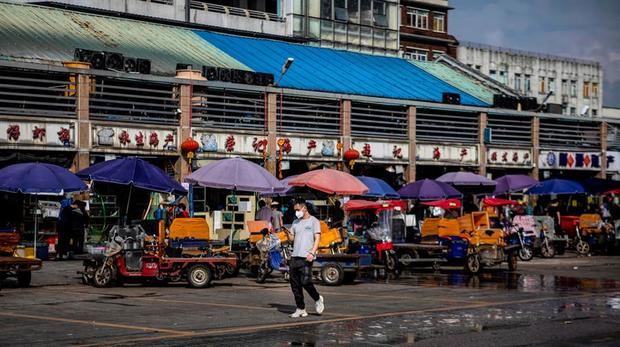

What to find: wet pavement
left=2, top=255, right=620, bottom=346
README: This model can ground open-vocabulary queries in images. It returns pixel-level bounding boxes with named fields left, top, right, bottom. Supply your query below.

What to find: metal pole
left=125, top=185, right=133, bottom=226
left=34, top=195, right=38, bottom=259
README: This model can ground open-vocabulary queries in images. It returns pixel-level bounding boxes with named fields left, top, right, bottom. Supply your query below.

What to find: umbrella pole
left=125, top=185, right=133, bottom=226
left=34, top=195, right=38, bottom=259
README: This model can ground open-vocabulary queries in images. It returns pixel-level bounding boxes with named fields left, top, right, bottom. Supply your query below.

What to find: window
left=514, top=73, right=522, bottom=92
left=592, top=109, right=598, bottom=116
left=499, top=70, right=507, bottom=84
left=321, top=0, right=332, bottom=19
left=373, top=0, right=387, bottom=27
left=583, top=81, right=590, bottom=98
left=562, top=105, right=567, bottom=115
left=475, top=65, right=481, bottom=70
left=334, top=0, right=348, bottom=21
left=561, top=79, right=568, bottom=95
left=404, top=47, right=428, bottom=61
left=407, top=8, right=428, bottom=29
left=432, top=50, right=445, bottom=60
left=360, top=0, right=372, bottom=25
left=489, top=70, right=497, bottom=80
left=432, top=13, right=445, bottom=32
left=348, top=0, right=359, bottom=22
left=570, top=107, right=576, bottom=115
left=548, top=78, right=555, bottom=93
left=592, top=83, right=599, bottom=97
left=539, top=77, right=545, bottom=94
left=570, top=80, right=577, bottom=97
left=524, top=75, right=531, bottom=93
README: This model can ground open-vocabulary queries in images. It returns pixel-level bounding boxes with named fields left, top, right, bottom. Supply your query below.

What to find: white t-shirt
left=291, top=216, right=321, bottom=258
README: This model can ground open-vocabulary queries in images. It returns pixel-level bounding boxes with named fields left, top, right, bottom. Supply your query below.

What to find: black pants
left=289, top=257, right=320, bottom=310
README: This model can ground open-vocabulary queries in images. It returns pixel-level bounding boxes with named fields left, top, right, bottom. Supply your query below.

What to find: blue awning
left=195, top=31, right=489, bottom=107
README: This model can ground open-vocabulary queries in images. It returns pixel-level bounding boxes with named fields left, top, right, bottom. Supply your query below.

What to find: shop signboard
left=416, top=144, right=478, bottom=165
left=0, top=120, right=75, bottom=148
left=91, top=125, right=178, bottom=152
left=351, top=140, right=409, bottom=162
left=605, top=151, right=620, bottom=173
left=193, top=132, right=341, bottom=159
left=538, top=151, right=601, bottom=170
left=487, top=148, right=532, bottom=167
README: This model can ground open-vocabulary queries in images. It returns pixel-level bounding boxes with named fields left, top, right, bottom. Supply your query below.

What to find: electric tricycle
left=82, top=221, right=237, bottom=288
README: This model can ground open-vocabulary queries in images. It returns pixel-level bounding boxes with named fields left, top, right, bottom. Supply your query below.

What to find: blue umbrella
left=398, top=179, right=462, bottom=201
left=0, top=162, right=87, bottom=257
left=77, top=157, right=186, bottom=195
left=356, top=176, right=400, bottom=199
left=0, top=162, right=86, bottom=195
left=527, top=179, right=585, bottom=195
left=581, top=178, right=620, bottom=194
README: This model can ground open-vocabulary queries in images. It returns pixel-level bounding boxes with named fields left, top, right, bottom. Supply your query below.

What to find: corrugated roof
left=412, top=60, right=496, bottom=104
left=195, top=31, right=489, bottom=106
left=0, top=2, right=247, bottom=75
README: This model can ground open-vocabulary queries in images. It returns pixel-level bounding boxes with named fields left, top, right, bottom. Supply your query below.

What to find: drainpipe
left=185, top=0, right=190, bottom=22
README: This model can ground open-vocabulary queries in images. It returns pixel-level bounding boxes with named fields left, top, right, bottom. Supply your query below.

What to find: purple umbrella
left=0, top=163, right=88, bottom=256
left=186, top=157, right=284, bottom=193
left=437, top=171, right=496, bottom=186
left=493, top=175, right=538, bottom=195
left=398, top=179, right=462, bottom=201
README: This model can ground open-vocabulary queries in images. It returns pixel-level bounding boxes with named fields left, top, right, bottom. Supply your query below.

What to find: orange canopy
left=288, top=169, right=369, bottom=195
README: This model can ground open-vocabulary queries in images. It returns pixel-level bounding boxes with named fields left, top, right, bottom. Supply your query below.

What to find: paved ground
left=2, top=253, right=620, bottom=346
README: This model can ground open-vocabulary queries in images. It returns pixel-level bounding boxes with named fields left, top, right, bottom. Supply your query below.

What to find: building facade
left=399, top=0, right=458, bottom=61
left=457, top=41, right=604, bottom=117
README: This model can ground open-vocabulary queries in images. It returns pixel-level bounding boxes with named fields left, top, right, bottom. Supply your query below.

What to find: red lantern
left=343, top=148, right=360, bottom=169
left=181, top=137, right=200, bottom=164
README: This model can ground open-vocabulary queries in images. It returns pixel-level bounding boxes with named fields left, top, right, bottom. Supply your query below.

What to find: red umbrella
left=289, top=169, right=369, bottom=195
left=420, top=199, right=462, bottom=209
left=482, top=197, right=518, bottom=207
left=344, top=199, right=407, bottom=212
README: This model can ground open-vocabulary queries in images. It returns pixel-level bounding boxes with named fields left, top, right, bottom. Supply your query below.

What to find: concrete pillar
left=175, top=70, right=205, bottom=181
left=341, top=100, right=352, bottom=150
left=478, top=112, right=487, bottom=177
left=407, top=106, right=416, bottom=182
left=73, top=74, right=91, bottom=172
left=531, top=116, right=540, bottom=179
left=600, top=122, right=608, bottom=179
left=266, top=93, right=278, bottom=175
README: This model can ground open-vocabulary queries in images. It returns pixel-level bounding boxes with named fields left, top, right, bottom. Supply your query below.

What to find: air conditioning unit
left=104, top=52, right=124, bottom=71
left=137, top=58, right=151, bottom=74
left=519, top=97, right=538, bottom=111
left=202, top=66, right=218, bottom=80
left=122, top=57, right=137, bottom=73
left=442, top=92, right=461, bottom=105
left=256, top=72, right=275, bottom=86
left=544, top=103, right=563, bottom=114
left=176, top=63, right=193, bottom=70
left=74, top=48, right=105, bottom=69
left=218, top=68, right=232, bottom=82
left=231, top=69, right=245, bottom=84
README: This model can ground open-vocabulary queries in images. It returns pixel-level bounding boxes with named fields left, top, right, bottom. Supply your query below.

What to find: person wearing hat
left=271, top=201, right=284, bottom=230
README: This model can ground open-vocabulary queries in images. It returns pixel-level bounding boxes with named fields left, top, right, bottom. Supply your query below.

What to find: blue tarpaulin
left=195, top=31, right=489, bottom=107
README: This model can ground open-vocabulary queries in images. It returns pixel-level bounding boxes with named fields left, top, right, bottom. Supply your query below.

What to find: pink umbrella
left=288, top=169, right=368, bottom=195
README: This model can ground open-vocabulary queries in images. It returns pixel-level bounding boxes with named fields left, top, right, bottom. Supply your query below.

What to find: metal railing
left=192, top=87, right=266, bottom=130
left=351, top=102, right=407, bottom=139
left=189, top=1, right=284, bottom=22
left=278, top=95, right=341, bottom=135
left=416, top=109, right=479, bottom=143
left=539, top=118, right=600, bottom=149
left=90, top=77, right=179, bottom=125
left=487, top=114, right=532, bottom=146
left=0, top=67, right=76, bottom=118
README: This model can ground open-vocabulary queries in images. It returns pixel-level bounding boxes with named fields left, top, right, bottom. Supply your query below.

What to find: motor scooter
left=505, top=222, right=535, bottom=261
left=256, top=228, right=290, bottom=283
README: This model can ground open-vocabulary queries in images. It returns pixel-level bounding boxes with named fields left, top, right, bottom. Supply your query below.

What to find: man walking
left=286, top=201, right=324, bottom=318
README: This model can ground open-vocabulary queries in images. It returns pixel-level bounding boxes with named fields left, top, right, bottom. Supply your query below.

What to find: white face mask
left=295, top=210, right=304, bottom=219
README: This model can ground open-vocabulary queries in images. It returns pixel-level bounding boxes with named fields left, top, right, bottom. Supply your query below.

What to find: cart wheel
left=256, top=264, right=268, bottom=284
left=93, top=265, right=113, bottom=288
left=343, top=272, right=356, bottom=284
left=17, top=271, right=31, bottom=287
left=320, top=263, right=344, bottom=286
left=384, top=252, right=398, bottom=273
left=508, top=252, right=518, bottom=271
left=518, top=246, right=534, bottom=261
left=225, top=262, right=240, bottom=277
left=576, top=241, right=590, bottom=255
left=187, top=265, right=213, bottom=288
left=399, top=250, right=418, bottom=267
left=465, top=254, right=480, bottom=274
left=81, top=265, right=95, bottom=285
left=541, top=243, right=555, bottom=258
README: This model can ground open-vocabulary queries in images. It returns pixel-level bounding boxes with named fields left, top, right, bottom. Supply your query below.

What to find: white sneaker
left=315, top=295, right=324, bottom=315
left=289, top=308, right=308, bottom=318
